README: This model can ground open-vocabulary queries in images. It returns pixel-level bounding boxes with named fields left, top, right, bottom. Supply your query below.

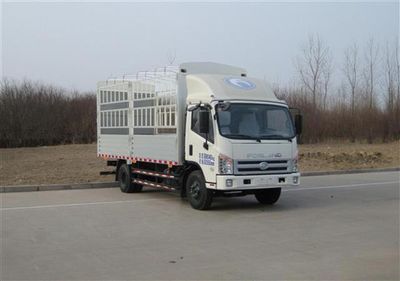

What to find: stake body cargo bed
left=97, top=67, right=181, bottom=166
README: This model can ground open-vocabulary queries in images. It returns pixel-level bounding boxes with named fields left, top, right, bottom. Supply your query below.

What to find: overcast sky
left=2, top=1, right=399, bottom=92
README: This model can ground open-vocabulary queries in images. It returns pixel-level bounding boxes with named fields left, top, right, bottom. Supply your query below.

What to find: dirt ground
left=299, top=141, right=400, bottom=172
left=1, top=142, right=399, bottom=186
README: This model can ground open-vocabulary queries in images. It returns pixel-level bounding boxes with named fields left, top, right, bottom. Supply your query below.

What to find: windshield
left=216, top=103, right=295, bottom=140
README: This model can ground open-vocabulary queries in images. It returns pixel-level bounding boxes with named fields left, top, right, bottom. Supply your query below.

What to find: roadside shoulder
left=302, top=167, right=399, bottom=177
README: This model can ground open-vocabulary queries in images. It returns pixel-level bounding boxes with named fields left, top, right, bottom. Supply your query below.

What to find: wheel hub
left=190, top=181, right=201, bottom=199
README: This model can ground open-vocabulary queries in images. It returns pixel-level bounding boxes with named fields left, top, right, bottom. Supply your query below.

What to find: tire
left=254, top=188, right=281, bottom=205
left=186, top=170, right=213, bottom=210
left=118, top=164, right=143, bottom=193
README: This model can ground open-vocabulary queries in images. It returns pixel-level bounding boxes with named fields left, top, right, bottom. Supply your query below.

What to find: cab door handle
left=189, top=145, right=193, bottom=156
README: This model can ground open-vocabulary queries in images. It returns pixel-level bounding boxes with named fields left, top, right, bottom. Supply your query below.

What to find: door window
left=191, top=108, right=214, bottom=143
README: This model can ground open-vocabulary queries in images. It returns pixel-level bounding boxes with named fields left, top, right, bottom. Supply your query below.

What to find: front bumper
left=209, top=173, right=300, bottom=190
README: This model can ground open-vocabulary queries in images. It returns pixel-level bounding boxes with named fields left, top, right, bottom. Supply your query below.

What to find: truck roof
left=97, top=62, right=284, bottom=106
left=185, top=74, right=283, bottom=105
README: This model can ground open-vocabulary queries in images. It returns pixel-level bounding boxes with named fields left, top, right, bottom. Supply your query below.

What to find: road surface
left=1, top=171, right=399, bottom=280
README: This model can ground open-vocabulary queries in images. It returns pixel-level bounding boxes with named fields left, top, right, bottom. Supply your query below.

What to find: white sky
left=2, top=1, right=399, bottom=92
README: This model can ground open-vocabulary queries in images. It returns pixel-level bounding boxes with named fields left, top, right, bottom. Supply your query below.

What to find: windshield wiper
left=259, top=134, right=293, bottom=142
left=224, top=134, right=261, bottom=143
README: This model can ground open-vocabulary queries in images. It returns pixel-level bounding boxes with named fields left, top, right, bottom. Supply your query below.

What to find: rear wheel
left=186, top=170, right=213, bottom=210
left=254, top=188, right=281, bottom=205
left=118, top=164, right=143, bottom=193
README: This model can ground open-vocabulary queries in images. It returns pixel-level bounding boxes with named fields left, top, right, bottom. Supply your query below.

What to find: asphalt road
left=1, top=171, right=399, bottom=280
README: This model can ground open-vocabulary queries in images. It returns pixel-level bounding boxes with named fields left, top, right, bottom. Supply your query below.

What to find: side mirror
left=199, top=109, right=209, bottom=134
left=295, top=114, right=303, bottom=135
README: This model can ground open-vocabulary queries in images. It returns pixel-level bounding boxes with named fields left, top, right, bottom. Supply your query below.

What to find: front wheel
left=186, top=170, right=213, bottom=210
left=254, top=188, right=281, bottom=205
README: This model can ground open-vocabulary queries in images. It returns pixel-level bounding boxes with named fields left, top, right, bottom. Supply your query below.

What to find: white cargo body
left=97, top=68, right=183, bottom=165
left=97, top=62, right=302, bottom=210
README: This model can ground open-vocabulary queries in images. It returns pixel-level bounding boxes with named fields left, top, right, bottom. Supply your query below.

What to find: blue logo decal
left=224, top=77, right=256, bottom=90
left=199, top=153, right=215, bottom=166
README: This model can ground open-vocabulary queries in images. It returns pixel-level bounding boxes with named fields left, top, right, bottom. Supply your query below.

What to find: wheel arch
left=180, top=161, right=204, bottom=197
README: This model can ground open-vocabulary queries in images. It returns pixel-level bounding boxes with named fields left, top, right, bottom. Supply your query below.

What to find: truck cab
left=180, top=64, right=301, bottom=209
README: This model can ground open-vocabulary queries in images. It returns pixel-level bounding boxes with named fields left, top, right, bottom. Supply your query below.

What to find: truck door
left=185, top=107, right=217, bottom=185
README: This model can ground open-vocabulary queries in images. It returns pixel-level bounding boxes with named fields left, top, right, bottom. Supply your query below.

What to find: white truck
left=97, top=62, right=302, bottom=210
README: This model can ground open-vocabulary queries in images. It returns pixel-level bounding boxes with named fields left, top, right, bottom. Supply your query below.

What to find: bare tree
left=363, top=39, right=380, bottom=111
left=362, top=39, right=380, bottom=143
left=391, top=40, right=400, bottom=139
left=295, top=34, right=332, bottom=142
left=381, top=41, right=399, bottom=141
left=321, top=55, right=333, bottom=111
left=343, top=44, right=360, bottom=141
left=296, top=34, right=331, bottom=110
left=395, top=41, right=400, bottom=126
left=343, top=44, right=360, bottom=118
left=383, top=42, right=396, bottom=113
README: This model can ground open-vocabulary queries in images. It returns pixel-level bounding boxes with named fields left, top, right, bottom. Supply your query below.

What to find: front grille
left=234, top=159, right=290, bottom=175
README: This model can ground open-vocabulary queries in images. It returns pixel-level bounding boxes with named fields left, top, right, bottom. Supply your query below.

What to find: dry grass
left=0, top=142, right=399, bottom=186
left=0, top=144, right=114, bottom=186
left=299, top=141, right=400, bottom=171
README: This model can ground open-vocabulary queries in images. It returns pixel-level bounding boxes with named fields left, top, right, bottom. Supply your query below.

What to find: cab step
left=132, top=168, right=175, bottom=179
left=132, top=179, right=176, bottom=191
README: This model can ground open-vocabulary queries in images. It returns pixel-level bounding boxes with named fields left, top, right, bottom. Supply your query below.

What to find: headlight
left=219, top=154, right=233, bottom=174
left=292, top=158, right=299, bottom=172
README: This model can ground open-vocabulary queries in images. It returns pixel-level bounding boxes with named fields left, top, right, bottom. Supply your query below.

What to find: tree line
left=0, top=79, right=96, bottom=147
left=275, top=35, right=400, bottom=143
left=0, top=35, right=399, bottom=148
